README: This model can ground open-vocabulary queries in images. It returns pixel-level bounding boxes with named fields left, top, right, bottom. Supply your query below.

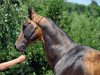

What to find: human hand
left=17, top=55, right=26, bottom=63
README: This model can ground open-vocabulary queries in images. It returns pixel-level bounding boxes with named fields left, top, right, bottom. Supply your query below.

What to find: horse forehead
left=23, top=18, right=38, bottom=28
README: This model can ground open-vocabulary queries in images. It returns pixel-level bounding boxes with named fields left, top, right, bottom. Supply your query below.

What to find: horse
left=15, top=8, right=100, bottom=75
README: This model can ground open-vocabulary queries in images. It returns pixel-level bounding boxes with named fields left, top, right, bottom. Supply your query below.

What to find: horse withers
left=15, top=9, right=100, bottom=75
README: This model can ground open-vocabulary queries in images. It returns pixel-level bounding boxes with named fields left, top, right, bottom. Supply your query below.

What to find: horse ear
left=28, top=7, right=33, bottom=20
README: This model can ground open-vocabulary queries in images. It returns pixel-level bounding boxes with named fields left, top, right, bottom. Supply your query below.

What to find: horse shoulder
left=83, top=49, right=100, bottom=75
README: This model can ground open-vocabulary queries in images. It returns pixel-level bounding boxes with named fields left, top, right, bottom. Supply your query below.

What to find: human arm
left=0, top=55, right=26, bottom=71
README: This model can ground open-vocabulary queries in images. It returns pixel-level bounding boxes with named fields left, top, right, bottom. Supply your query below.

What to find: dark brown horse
left=15, top=9, right=100, bottom=75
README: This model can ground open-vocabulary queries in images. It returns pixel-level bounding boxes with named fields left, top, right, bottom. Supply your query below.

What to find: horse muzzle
left=14, top=44, right=26, bottom=52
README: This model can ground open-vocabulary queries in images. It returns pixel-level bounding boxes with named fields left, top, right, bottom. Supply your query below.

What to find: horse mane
left=47, top=18, right=74, bottom=43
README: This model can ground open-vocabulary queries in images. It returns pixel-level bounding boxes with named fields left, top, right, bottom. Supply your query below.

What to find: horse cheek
left=24, top=25, right=34, bottom=39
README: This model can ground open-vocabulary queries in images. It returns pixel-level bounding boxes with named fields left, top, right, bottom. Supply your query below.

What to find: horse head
left=15, top=18, right=43, bottom=52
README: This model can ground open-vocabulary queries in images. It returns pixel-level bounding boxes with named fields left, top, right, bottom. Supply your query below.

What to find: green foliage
left=0, top=0, right=100, bottom=75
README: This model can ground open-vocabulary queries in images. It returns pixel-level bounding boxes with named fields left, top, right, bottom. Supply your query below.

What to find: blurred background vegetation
left=0, top=0, right=100, bottom=75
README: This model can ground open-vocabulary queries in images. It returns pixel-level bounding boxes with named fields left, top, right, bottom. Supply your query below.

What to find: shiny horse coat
left=15, top=9, right=100, bottom=75
left=35, top=18, right=100, bottom=75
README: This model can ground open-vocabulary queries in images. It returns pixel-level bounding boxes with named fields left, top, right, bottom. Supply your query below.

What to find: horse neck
left=40, top=18, right=76, bottom=49
left=39, top=18, right=76, bottom=68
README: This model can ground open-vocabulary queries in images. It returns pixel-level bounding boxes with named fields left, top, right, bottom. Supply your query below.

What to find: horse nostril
left=14, top=44, right=26, bottom=52
left=20, top=45, right=26, bottom=50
